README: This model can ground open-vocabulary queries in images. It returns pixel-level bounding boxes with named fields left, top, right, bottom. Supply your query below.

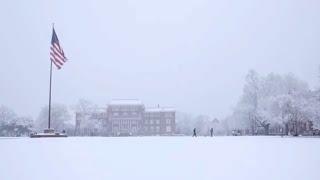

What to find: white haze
left=0, top=0, right=319, bottom=119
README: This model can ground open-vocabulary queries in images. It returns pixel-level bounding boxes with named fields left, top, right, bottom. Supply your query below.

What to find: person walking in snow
left=210, top=128, right=213, bottom=137
left=193, top=128, right=197, bottom=137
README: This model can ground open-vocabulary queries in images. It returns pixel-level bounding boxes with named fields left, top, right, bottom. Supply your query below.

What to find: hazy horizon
left=1, top=0, right=319, bottom=119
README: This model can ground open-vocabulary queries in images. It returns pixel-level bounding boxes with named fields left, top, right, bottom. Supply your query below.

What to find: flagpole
left=48, top=24, right=54, bottom=129
left=48, top=52, right=53, bottom=129
left=30, top=24, right=68, bottom=137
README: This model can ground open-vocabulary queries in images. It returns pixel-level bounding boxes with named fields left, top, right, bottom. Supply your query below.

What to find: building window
left=156, top=120, right=160, bottom=124
left=166, top=126, right=171, bottom=132
left=166, top=119, right=171, bottom=124
left=156, top=126, right=160, bottom=132
left=113, top=112, right=119, bottom=116
left=150, top=120, right=154, bottom=124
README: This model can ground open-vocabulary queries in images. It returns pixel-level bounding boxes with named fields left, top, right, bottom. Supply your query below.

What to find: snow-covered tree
left=0, top=105, right=17, bottom=125
left=176, top=113, right=224, bottom=136
left=73, top=99, right=98, bottom=115
left=73, top=99, right=105, bottom=136
left=35, top=103, right=71, bottom=131
left=175, top=112, right=195, bottom=135
left=0, top=105, right=33, bottom=136
left=225, top=70, right=313, bottom=135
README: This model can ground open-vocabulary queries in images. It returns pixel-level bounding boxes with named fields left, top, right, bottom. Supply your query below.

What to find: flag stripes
left=50, top=28, right=67, bottom=69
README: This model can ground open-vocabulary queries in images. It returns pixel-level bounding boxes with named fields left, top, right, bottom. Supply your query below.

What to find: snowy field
left=0, top=136, right=319, bottom=180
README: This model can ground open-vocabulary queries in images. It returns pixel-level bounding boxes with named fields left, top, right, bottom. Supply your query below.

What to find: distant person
left=62, top=129, right=66, bottom=134
left=193, top=128, right=197, bottom=137
left=210, top=128, right=213, bottom=137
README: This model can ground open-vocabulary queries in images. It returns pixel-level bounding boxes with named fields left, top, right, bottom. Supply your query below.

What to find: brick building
left=75, top=99, right=176, bottom=136
left=144, top=107, right=175, bottom=135
left=107, top=99, right=145, bottom=136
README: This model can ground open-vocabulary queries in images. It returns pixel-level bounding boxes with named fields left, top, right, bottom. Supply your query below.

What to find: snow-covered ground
left=0, top=136, right=319, bottom=180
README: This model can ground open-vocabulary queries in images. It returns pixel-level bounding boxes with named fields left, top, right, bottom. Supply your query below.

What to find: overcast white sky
left=0, top=0, right=319, bottom=119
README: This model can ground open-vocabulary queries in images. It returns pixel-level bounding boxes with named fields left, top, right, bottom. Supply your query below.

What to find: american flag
left=50, top=27, right=67, bottom=69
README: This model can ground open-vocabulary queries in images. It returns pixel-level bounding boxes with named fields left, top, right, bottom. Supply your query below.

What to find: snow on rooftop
left=146, top=107, right=175, bottom=112
left=109, top=99, right=143, bottom=105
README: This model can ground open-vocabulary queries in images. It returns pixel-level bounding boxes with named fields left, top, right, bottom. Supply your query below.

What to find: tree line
left=1, top=68, right=319, bottom=137
left=223, top=70, right=320, bottom=135
left=173, top=69, right=320, bottom=136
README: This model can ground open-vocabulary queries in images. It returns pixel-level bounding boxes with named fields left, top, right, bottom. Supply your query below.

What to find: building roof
left=109, top=99, right=143, bottom=105
left=145, top=107, right=175, bottom=112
